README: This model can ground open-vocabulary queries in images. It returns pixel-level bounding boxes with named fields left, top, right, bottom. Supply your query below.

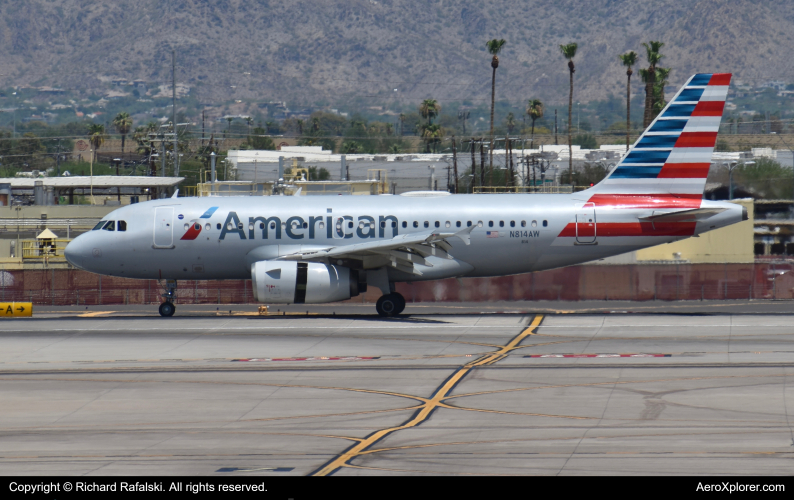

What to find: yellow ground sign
left=0, top=302, right=32, bottom=317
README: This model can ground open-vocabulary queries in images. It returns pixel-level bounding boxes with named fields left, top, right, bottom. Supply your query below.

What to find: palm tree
left=486, top=38, right=507, bottom=183
left=226, top=116, right=234, bottom=133
left=618, top=51, right=638, bottom=151
left=526, top=99, right=544, bottom=148
left=505, top=112, right=516, bottom=134
left=419, top=99, right=440, bottom=125
left=112, top=112, right=133, bottom=161
left=245, top=116, right=253, bottom=136
left=641, top=41, right=665, bottom=128
left=421, top=124, right=443, bottom=153
left=87, top=123, right=107, bottom=163
left=398, top=113, right=405, bottom=135
left=652, top=67, right=671, bottom=118
left=559, top=42, right=578, bottom=185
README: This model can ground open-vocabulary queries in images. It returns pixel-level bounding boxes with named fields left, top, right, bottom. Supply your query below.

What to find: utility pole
left=554, top=109, right=558, bottom=145
left=479, top=139, right=486, bottom=188
left=202, top=109, right=205, bottom=148
left=172, top=49, right=178, bottom=177
left=161, top=133, right=166, bottom=178
left=452, top=136, right=458, bottom=194
left=470, top=139, right=476, bottom=190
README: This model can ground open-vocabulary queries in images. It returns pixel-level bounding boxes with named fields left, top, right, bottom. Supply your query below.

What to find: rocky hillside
left=2, top=0, right=793, bottom=107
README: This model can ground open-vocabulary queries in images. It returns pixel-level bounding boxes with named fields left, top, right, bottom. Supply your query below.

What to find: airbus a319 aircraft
left=65, top=73, right=744, bottom=317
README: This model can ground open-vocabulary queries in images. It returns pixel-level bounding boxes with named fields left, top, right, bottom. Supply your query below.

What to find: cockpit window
left=103, top=220, right=115, bottom=231
left=118, top=220, right=127, bottom=232
left=92, top=221, right=106, bottom=231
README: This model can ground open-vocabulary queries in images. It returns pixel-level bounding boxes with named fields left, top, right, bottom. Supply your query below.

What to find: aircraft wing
left=276, top=225, right=476, bottom=275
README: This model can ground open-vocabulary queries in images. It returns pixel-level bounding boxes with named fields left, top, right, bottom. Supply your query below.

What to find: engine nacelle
left=251, top=261, right=360, bottom=304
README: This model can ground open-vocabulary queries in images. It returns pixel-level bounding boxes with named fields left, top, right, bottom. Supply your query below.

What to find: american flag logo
left=486, top=231, right=499, bottom=238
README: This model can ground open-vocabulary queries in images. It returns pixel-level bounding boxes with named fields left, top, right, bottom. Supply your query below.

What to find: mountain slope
left=2, top=0, right=793, bottom=107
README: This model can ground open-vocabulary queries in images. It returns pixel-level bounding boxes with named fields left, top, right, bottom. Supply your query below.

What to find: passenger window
left=392, top=221, right=397, bottom=228
left=435, top=221, right=440, bottom=228
left=319, top=222, right=325, bottom=229
left=445, top=221, right=451, bottom=228
left=194, top=223, right=200, bottom=231
left=478, top=221, right=483, bottom=227
left=303, top=222, right=308, bottom=229
left=260, top=222, right=265, bottom=229
left=103, top=220, right=115, bottom=231
left=205, top=223, right=211, bottom=231
left=510, top=221, right=515, bottom=228
left=467, top=221, right=472, bottom=227
left=402, top=221, right=407, bottom=228
left=488, top=221, right=494, bottom=227
left=380, top=221, right=386, bottom=228
left=270, top=222, right=276, bottom=229
left=348, top=221, right=354, bottom=229
left=413, top=221, right=419, bottom=228
left=217, top=223, right=222, bottom=230
left=499, top=221, right=504, bottom=227
left=543, top=220, right=548, bottom=227
left=521, top=221, right=526, bottom=227
left=93, top=221, right=106, bottom=231
left=531, top=220, right=538, bottom=227
left=456, top=221, right=461, bottom=227
left=424, top=221, right=429, bottom=228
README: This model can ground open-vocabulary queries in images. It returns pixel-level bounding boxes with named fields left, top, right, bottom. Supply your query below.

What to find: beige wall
left=636, top=199, right=754, bottom=263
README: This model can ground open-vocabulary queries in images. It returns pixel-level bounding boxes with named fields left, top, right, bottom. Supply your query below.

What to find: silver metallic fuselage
left=64, top=191, right=744, bottom=283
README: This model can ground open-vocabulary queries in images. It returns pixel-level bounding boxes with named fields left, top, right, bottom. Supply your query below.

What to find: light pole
left=577, top=102, right=580, bottom=133
left=721, top=160, right=754, bottom=200
left=89, top=148, right=94, bottom=205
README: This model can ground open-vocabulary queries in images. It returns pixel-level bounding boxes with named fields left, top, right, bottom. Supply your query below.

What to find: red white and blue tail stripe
left=592, top=73, right=730, bottom=200
left=553, top=74, right=732, bottom=247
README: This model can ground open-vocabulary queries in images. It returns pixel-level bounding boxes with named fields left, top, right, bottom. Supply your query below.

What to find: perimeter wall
left=2, top=263, right=794, bottom=305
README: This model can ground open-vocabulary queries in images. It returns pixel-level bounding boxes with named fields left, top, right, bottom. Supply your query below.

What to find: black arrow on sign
left=16, top=306, right=25, bottom=312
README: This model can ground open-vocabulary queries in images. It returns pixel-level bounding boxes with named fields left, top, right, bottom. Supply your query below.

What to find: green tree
left=652, top=67, right=671, bottom=118
left=112, top=112, right=133, bottom=160
left=526, top=99, right=544, bottom=148
left=505, top=112, right=516, bottom=134
left=419, top=99, right=441, bottom=125
left=421, top=124, right=443, bottom=153
left=486, top=38, right=507, bottom=183
left=618, top=51, right=638, bottom=151
left=641, top=41, right=665, bottom=128
left=248, top=126, right=275, bottom=150
left=87, top=123, right=107, bottom=163
left=559, top=42, right=578, bottom=185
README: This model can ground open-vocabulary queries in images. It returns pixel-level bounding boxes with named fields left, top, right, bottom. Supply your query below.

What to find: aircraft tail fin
left=591, top=73, right=731, bottom=200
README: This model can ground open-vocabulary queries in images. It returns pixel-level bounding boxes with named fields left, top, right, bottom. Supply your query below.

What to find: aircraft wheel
left=393, top=292, right=406, bottom=315
left=159, top=301, right=176, bottom=317
left=376, top=294, right=400, bottom=317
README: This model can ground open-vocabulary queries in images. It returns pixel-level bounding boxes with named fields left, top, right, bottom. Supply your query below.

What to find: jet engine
left=251, top=261, right=360, bottom=304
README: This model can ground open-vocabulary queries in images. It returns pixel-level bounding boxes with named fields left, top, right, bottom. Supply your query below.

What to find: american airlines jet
left=65, top=73, right=743, bottom=317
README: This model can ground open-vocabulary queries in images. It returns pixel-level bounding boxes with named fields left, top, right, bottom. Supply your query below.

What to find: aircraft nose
left=64, top=237, right=87, bottom=270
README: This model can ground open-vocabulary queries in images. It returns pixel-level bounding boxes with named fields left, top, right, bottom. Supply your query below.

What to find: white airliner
left=65, top=73, right=744, bottom=317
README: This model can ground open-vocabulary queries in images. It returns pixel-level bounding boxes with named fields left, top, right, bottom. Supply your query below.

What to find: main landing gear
left=375, top=292, right=406, bottom=317
left=158, top=279, right=177, bottom=317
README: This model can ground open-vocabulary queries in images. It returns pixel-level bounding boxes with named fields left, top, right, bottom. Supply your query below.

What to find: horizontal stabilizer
left=639, top=207, right=726, bottom=223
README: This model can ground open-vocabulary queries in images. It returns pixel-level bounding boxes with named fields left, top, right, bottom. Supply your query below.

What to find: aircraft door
left=153, top=207, right=175, bottom=248
left=575, top=202, right=596, bottom=244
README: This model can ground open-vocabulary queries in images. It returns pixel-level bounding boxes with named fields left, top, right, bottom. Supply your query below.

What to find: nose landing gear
left=158, top=279, right=177, bottom=317
left=375, top=292, right=406, bottom=317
